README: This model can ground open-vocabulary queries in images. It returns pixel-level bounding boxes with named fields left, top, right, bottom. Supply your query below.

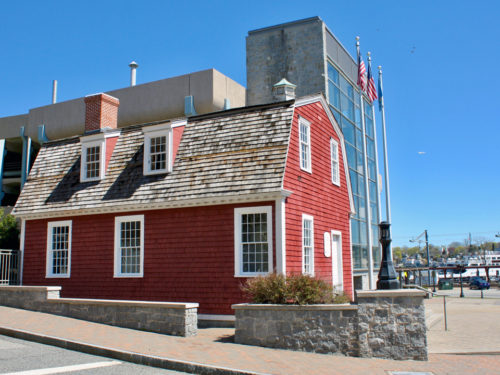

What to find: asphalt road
left=0, top=335, right=185, bottom=375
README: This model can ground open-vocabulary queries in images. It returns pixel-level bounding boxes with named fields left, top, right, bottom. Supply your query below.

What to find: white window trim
left=330, top=138, right=340, bottom=186
left=114, top=215, right=145, bottom=278
left=46, top=220, right=72, bottom=278
left=234, top=206, right=273, bottom=277
left=298, top=116, right=312, bottom=173
left=80, top=139, right=105, bottom=182
left=302, top=214, right=314, bottom=276
left=331, top=230, right=343, bottom=291
left=143, top=123, right=173, bottom=176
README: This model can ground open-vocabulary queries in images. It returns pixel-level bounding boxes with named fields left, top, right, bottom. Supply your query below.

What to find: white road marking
left=3, top=360, right=121, bottom=375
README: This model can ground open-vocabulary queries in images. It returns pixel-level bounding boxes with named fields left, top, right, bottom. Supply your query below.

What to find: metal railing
left=0, top=249, right=20, bottom=285
left=397, top=267, right=436, bottom=288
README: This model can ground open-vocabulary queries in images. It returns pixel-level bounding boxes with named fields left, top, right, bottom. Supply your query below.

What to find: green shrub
left=241, top=273, right=288, bottom=304
left=0, top=209, right=19, bottom=249
left=286, top=273, right=334, bottom=305
left=241, top=272, right=350, bottom=305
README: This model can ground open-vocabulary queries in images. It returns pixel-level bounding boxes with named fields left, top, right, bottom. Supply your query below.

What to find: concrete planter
left=233, top=289, right=427, bottom=360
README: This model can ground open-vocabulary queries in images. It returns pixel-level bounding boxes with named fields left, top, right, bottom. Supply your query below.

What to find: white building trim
left=275, top=198, right=286, bottom=275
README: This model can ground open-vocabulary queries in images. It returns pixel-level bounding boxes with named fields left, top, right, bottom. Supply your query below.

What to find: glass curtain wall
left=327, top=62, right=380, bottom=271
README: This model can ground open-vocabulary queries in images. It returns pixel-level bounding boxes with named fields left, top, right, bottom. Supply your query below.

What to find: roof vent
left=129, top=61, right=138, bottom=86
left=272, top=78, right=296, bottom=102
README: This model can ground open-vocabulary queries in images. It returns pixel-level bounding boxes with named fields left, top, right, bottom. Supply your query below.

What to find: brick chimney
left=84, top=93, right=120, bottom=133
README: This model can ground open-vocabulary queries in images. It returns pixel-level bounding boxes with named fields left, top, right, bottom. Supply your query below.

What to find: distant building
left=246, top=17, right=382, bottom=289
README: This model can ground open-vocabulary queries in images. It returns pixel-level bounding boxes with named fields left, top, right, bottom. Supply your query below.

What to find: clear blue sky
left=2, top=1, right=499, bottom=247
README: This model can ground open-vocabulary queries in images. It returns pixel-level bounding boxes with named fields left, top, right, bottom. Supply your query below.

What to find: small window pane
left=367, top=138, right=375, bottom=159
left=328, top=63, right=339, bottom=84
left=85, top=146, right=100, bottom=179
left=119, top=220, right=141, bottom=274
left=342, top=118, right=355, bottom=145
left=349, top=169, right=358, bottom=195
left=346, top=144, right=356, bottom=167
left=149, top=136, right=167, bottom=171
left=241, top=212, right=269, bottom=273
left=351, top=219, right=360, bottom=244
left=303, top=218, right=313, bottom=275
left=340, top=93, right=354, bottom=121
left=50, top=225, right=70, bottom=275
left=299, top=120, right=311, bottom=171
left=329, top=82, right=340, bottom=110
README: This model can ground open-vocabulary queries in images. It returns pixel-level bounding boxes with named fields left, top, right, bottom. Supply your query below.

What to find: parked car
left=469, top=276, right=490, bottom=290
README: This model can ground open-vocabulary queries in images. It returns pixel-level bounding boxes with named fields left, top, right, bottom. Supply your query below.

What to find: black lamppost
left=377, top=221, right=400, bottom=289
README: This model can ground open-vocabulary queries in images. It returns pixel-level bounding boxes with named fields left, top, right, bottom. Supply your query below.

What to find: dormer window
left=80, top=138, right=105, bottom=182
left=143, top=123, right=173, bottom=175
left=82, top=141, right=104, bottom=181
left=80, top=131, right=119, bottom=183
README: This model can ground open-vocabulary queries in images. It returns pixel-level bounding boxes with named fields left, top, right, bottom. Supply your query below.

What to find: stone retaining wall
left=0, top=286, right=198, bottom=337
left=233, top=289, right=427, bottom=360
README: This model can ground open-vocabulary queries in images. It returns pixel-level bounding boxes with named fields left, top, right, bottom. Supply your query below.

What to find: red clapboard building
left=14, top=88, right=354, bottom=317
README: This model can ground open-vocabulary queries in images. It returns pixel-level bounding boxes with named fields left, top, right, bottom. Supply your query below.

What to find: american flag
left=357, top=53, right=367, bottom=91
left=367, top=61, right=378, bottom=102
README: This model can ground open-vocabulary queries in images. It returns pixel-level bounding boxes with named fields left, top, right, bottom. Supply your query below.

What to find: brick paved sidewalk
left=0, top=306, right=499, bottom=375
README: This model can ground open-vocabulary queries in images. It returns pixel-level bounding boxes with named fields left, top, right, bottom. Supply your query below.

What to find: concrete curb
left=0, top=326, right=269, bottom=375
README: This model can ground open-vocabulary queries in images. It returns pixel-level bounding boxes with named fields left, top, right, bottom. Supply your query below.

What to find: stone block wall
left=0, top=286, right=198, bottom=337
left=356, top=290, right=427, bottom=360
left=234, top=304, right=359, bottom=357
left=233, top=289, right=427, bottom=360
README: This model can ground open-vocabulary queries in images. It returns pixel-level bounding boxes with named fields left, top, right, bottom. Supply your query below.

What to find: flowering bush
left=241, top=273, right=350, bottom=305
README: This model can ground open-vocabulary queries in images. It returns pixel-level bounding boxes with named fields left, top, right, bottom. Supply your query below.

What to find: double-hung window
left=234, top=206, right=273, bottom=277
left=299, top=117, right=311, bottom=172
left=330, top=138, right=340, bottom=186
left=114, top=215, right=144, bottom=277
left=80, top=139, right=105, bottom=182
left=143, top=123, right=173, bottom=175
left=46, top=221, right=72, bottom=278
left=302, top=214, right=314, bottom=275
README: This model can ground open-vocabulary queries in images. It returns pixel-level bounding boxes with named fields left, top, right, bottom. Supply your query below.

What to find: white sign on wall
left=324, top=232, right=331, bottom=257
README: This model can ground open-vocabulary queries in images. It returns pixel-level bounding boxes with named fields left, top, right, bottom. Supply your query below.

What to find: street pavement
left=0, top=335, right=183, bottom=374
left=1, top=294, right=500, bottom=375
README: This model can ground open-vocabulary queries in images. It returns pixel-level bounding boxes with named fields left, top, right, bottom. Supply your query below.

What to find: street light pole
left=424, top=230, right=432, bottom=290
left=410, top=230, right=432, bottom=289
left=377, top=222, right=399, bottom=289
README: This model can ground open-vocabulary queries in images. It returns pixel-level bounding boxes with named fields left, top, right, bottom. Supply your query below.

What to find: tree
left=0, top=209, right=19, bottom=249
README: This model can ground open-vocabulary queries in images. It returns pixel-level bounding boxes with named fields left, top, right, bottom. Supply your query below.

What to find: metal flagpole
left=368, top=52, right=383, bottom=266
left=367, top=53, right=382, bottom=228
left=378, top=66, right=392, bottom=224
left=356, top=37, right=374, bottom=289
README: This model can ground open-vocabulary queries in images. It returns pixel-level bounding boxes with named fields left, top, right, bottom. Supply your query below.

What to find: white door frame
left=331, top=230, right=343, bottom=291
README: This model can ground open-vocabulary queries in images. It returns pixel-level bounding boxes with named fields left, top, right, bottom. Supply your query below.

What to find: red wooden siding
left=22, top=201, right=276, bottom=315
left=283, top=101, right=353, bottom=298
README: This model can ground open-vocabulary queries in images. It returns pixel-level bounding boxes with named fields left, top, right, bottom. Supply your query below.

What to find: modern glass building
left=247, top=16, right=382, bottom=289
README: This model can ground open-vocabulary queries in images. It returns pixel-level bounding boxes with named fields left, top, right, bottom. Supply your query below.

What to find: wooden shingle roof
left=13, top=101, right=295, bottom=219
